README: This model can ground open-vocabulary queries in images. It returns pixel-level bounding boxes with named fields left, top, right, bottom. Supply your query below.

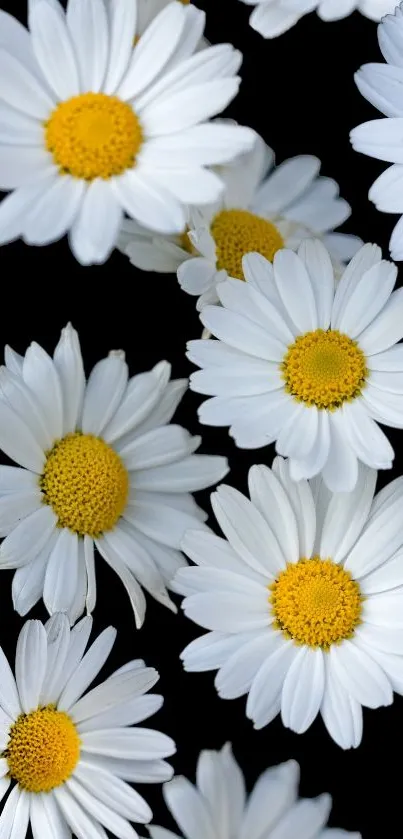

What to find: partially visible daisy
left=0, top=613, right=175, bottom=839
left=176, top=133, right=362, bottom=310
left=174, top=459, right=403, bottom=748
left=148, top=743, right=361, bottom=839
left=0, top=0, right=254, bottom=265
left=0, top=323, right=228, bottom=625
left=240, top=0, right=395, bottom=39
left=351, top=2, right=403, bottom=260
left=188, top=239, right=403, bottom=492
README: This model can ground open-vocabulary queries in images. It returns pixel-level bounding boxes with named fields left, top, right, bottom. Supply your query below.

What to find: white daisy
left=0, top=323, right=228, bottom=626
left=0, top=613, right=175, bottom=839
left=176, top=133, right=362, bottom=311
left=0, top=0, right=254, bottom=266
left=148, top=743, right=361, bottom=839
left=351, top=2, right=403, bottom=261
left=188, top=239, right=403, bottom=492
left=174, top=458, right=403, bottom=749
left=240, top=0, right=395, bottom=40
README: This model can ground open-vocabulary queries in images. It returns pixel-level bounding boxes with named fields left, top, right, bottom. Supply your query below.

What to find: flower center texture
left=45, top=92, right=143, bottom=180
left=5, top=706, right=80, bottom=793
left=41, top=432, right=129, bottom=537
left=270, top=557, right=362, bottom=649
left=210, top=208, right=284, bottom=279
left=282, top=329, right=367, bottom=410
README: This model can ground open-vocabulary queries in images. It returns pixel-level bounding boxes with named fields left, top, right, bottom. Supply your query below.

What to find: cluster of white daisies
left=0, top=0, right=402, bottom=836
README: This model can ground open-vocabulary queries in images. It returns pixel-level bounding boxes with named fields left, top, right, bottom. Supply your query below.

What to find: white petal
left=52, top=616, right=93, bottom=702
left=297, top=239, right=335, bottom=330
left=103, top=361, right=172, bottom=444
left=69, top=666, right=158, bottom=723
left=30, top=1, right=80, bottom=99
left=0, top=491, right=42, bottom=538
left=182, top=590, right=269, bottom=632
left=281, top=647, right=325, bottom=733
left=29, top=793, right=70, bottom=839
left=73, top=762, right=152, bottom=823
left=22, top=342, right=63, bottom=441
left=111, top=169, right=185, bottom=235
left=11, top=533, right=56, bottom=617
left=0, top=47, right=55, bottom=119
left=15, top=619, right=47, bottom=713
left=0, top=367, right=53, bottom=451
left=247, top=464, right=299, bottom=564
left=54, top=785, right=108, bottom=839
left=0, top=506, right=57, bottom=570
left=320, top=463, right=376, bottom=563
left=331, top=243, right=382, bottom=329
left=66, top=0, right=108, bottom=92
left=360, top=548, right=403, bottom=594
left=0, top=787, right=29, bottom=839
left=181, top=631, right=250, bottom=673
left=358, top=288, right=403, bottom=354
left=344, top=477, right=403, bottom=578
left=40, top=613, right=71, bottom=704
left=246, top=640, right=297, bottom=729
left=269, top=795, right=331, bottom=839
left=341, top=399, right=394, bottom=469
left=253, top=155, right=320, bottom=215
left=0, top=644, right=20, bottom=718
left=329, top=640, right=393, bottom=708
left=80, top=727, right=175, bottom=760
left=211, top=484, right=286, bottom=577
left=272, top=456, right=316, bottom=558
left=0, top=401, right=45, bottom=473
left=95, top=539, right=147, bottom=628
left=321, top=413, right=358, bottom=492
left=134, top=454, right=228, bottom=493
left=53, top=322, right=85, bottom=435
left=273, top=248, right=318, bottom=333
left=82, top=352, right=128, bottom=436
left=57, top=626, right=116, bottom=712
left=70, top=180, right=123, bottom=266
left=139, top=78, right=240, bottom=137
left=117, top=3, right=186, bottom=101
left=162, top=776, right=215, bottom=839
left=43, top=529, right=80, bottom=618
left=66, top=777, right=138, bottom=839
left=338, top=259, right=398, bottom=339
left=103, top=0, right=137, bottom=94
left=239, top=761, right=299, bottom=839
left=23, top=175, right=85, bottom=246
left=120, top=425, right=199, bottom=470
left=321, top=659, right=363, bottom=749
left=216, top=630, right=281, bottom=699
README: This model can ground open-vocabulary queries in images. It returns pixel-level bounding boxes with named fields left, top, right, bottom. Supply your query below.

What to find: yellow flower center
left=45, top=92, right=143, bottom=180
left=270, top=557, right=362, bottom=649
left=41, top=432, right=129, bottom=537
left=210, top=208, right=284, bottom=280
left=282, top=329, right=367, bottom=410
left=5, top=706, right=80, bottom=793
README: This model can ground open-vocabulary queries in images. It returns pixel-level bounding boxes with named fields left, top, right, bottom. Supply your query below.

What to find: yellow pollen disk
left=270, top=557, right=362, bottom=649
left=210, top=208, right=284, bottom=280
left=282, top=329, right=368, bottom=410
left=45, top=92, right=143, bottom=180
left=5, top=706, right=80, bottom=793
left=41, top=432, right=129, bottom=537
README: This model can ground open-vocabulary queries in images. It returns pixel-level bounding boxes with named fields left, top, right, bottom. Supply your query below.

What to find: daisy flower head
left=0, top=613, right=175, bottom=839
left=176, top=132, right=362, bottom=311
left=351, top=2, right=403, bottom=261
left=175, top=459, right=403, bottom=749
left=0, top=323, right=228, bottom=626
left=188, top=239, right=403, bottom=492
left=240, top=0, right=395, bottom=40
left=0, top=0, right=255, bottom=266
left=149, top=743, right=361, bottom=839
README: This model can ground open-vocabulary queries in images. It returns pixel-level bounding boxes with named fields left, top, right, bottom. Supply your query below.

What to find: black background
left=1, top=1, right=402, bottom=836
